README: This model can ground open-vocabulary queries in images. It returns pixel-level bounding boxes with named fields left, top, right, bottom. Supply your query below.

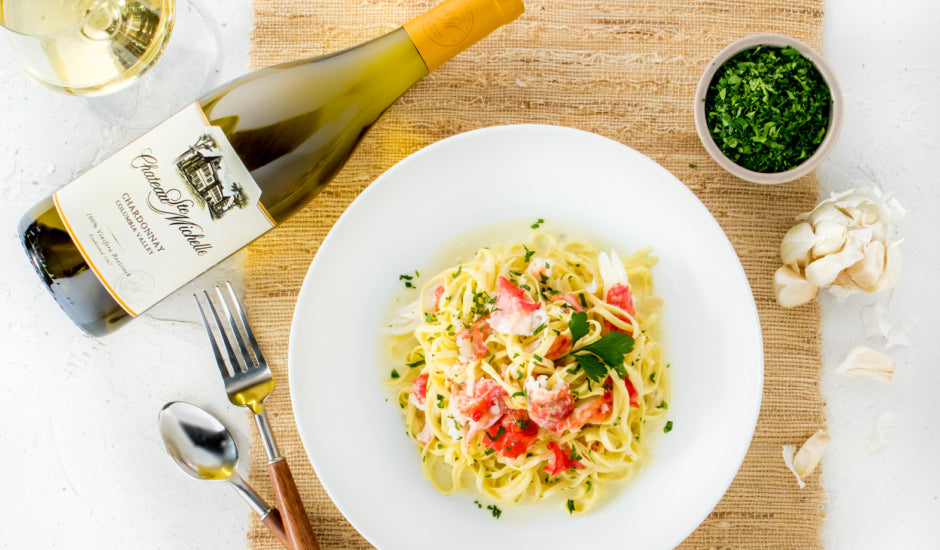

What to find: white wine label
left=54, top=103, right=274, bottom=316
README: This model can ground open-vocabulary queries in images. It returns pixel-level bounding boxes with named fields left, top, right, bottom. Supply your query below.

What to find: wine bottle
left=19, top=0, right=524, bottom=336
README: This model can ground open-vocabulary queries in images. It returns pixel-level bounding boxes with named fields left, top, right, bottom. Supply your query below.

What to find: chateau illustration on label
left=174, top=134, right=249, bottom=220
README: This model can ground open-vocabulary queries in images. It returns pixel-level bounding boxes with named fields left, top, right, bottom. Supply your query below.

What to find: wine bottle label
left=53, top=103, right=274, bottom=316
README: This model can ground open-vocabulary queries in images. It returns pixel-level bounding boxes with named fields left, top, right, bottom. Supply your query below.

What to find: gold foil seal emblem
left=421, top=0, right=475, bottom=47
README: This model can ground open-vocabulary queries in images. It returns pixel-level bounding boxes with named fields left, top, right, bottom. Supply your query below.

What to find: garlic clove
left=793, top=429, right=830, bottom=480
left=800, top=202, right=853, bottom=226
left=837, top=346, right=896, bottom=382
left=846, top=240, right=886, bottom=289
left=781, top=445, right=804, bottom=489
left=869, top=240, right=902, bottom=293
left=805, top=246, right=865, bottom=287
left=774, top=265, right=818, bottom=308
left=811, top=220, right=847, bottom=258
left=780, top=222, right=816, bottom=268
left=782, top=429, right=830, bottom=489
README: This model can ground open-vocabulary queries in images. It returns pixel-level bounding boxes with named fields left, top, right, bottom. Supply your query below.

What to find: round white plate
left=289, top=125, right=763, bottom=550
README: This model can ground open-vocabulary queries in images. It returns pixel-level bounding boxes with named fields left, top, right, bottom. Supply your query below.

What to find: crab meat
left=487, top=276, right=548, bottom=336
left=524, top=376, right=574, bottom=435
left=456, top=317, right=491, bottom=363
left=450, top=378, right=509, bottom=442
left=409, top=373, right=429, bottom=411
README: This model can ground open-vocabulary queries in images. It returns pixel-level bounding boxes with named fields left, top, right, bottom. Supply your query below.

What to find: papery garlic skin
left=775, top=188, right=903, bottom=307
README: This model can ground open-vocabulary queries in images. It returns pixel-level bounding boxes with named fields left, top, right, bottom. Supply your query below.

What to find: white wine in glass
left=1, top=0, right=174, bottom=95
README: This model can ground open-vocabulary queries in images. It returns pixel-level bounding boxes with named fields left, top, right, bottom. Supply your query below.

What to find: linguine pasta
left=385, top=231, right=669, bottom=514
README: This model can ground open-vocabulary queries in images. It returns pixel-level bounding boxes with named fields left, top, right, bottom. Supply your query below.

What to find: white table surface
left=1, top=1, right=937, bottom=548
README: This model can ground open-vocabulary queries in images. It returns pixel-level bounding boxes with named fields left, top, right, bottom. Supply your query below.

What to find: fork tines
left=194, top=281, right=266, bottom=379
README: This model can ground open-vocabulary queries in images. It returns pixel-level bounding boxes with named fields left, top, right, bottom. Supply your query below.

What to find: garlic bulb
left=774, top=188, right=903, bottom=307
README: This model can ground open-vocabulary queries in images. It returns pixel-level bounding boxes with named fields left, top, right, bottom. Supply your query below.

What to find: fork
left=195, top=282, right=320, bottom=550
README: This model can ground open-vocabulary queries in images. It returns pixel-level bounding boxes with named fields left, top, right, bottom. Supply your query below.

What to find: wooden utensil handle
left=268, top=457, right=320, bottom=550
left=261, top=508, right=292, bottom=549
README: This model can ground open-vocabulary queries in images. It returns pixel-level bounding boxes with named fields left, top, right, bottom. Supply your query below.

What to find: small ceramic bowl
left=693, top=33, right=844, bottom=184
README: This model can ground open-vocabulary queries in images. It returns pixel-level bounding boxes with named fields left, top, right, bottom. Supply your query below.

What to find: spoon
left=158, top=401, right=290, bottom=548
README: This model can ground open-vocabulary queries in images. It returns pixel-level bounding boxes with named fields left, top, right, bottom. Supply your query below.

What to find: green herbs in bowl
left=693, top=34, right=843, bottom=184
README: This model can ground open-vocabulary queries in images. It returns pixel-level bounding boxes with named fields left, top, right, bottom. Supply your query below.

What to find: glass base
left=84, top=0, right=220, bottom=129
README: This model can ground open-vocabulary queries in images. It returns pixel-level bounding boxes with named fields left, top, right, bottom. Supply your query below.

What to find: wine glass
left=0, top=0, right=219, bottom=128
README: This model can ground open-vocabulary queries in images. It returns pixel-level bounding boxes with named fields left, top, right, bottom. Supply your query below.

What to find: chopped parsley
left=657, top=400, right=669, bottom=410
left=390, top=369, right=400, bottom=379
left=436, top=394, right=445, bottom=409
left=452, top=265, right=462, bottom=279
left=486, top=504, right=502, bottom=519
left=485, top=426, right=506, bottom=441
left=649, top=372, right=657, bottom=383
left=566, top=499, right=576, bottom=514
left=705, top=45, right=831, bottom=173
left=406, top=358, right=425, bottom=368
left=530, top=218, right=545, bottom=229
left=664, top=420, right=674, bottom=433
left=398, top=273, right=415, bottom=288
left=523, top=245, right=535, bottom=262
left=532, top=323, right=546, bottom=336
left=577, top=293, right=588, bottom=308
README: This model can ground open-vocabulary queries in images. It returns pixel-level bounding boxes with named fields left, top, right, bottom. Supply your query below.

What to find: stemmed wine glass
left=0, top=0, right=219, bottom=128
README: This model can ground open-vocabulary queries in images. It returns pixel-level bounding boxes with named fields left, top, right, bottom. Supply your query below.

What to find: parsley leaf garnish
left=664, top=420, right=674, bottom=433
left=530, top=218, right=545, bottom=229
left=568, top=311, right=589, bottom=345
left=575, top=354, right=608, bottom=383
left=581, top=331, right=634, bottom=368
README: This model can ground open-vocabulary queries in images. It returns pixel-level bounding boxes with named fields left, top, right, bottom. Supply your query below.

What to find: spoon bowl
left=159, top=401, right=239, bottom=482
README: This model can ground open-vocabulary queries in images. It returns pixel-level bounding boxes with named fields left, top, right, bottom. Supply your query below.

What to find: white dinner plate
left=289, top=125, right=763, bottom=550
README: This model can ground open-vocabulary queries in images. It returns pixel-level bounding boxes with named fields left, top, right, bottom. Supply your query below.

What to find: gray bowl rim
left=693, top=33, right=844, bottom=185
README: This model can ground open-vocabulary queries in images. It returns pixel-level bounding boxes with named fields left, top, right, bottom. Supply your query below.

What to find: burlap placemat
left=243, top=1, right=826, bottom=548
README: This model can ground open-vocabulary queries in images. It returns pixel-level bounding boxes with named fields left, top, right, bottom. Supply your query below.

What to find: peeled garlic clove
left=774, top=265, right=818, bottom=308
left=811, top=220, right=847, bottom=258
left=805, top=246, right=865, bottom=287
left=793, top=429, right=830, bottom=480
left=781, top=445, right=804, bottom=489
left=783, top=429, right=830, bottom=489
left=847, top=240, right=886, bottom=289
left=846, top=225, right=874, bottom=245
left=800, top=202, right=853, bottom=226
left=837, top=346, right=896, bottom=381
left=780, top=222, right=816, bottom=268
left=869, top=240, right=903, bottom=293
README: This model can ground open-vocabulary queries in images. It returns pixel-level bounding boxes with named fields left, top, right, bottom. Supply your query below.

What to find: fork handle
left=269, top=457, right=320, bottom=550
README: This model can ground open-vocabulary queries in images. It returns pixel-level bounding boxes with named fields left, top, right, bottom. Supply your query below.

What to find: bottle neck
left=403, top=0, right=524, bottom=72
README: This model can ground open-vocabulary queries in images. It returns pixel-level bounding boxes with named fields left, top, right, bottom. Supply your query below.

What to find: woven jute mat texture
left=244, top=1, right=827, bottom=548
